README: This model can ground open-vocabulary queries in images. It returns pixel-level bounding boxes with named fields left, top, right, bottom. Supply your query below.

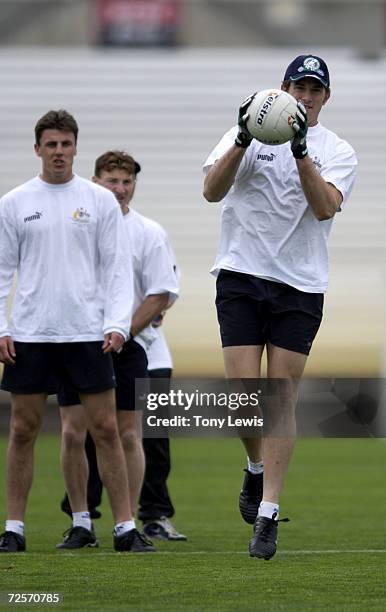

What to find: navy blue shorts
left=215, top=270, right=324, bottom=355
left=57, top=338, right=148, bottom=411
left=1, top=341, right=115, bottom=395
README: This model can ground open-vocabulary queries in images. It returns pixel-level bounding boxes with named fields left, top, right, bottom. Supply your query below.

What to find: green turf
left=0, top=435, right=385, bottom=611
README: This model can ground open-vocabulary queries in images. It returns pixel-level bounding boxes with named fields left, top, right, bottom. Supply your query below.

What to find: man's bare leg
left=80, top=391, right=155, bottom=552
left=223, top=345, right=264, bottom=461
left=222, top=345, right=264, bottom=524
left=117, top=410, right=145, bottom=517
left=247, top=342, right=309, bottom=559
left=59, top=405, right=88, bottom=513
left=80, top=389, right=131, bottom=524
left=6, top=393, right=46, bottom=520
left=261, top=343, right=307, bottom=504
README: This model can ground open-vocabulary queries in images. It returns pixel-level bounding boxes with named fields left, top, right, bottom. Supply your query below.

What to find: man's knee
left=9, top=417, right=40, bottom=446
left=120, top=425, right=142, bottom=453
left=90, top=416, right=120, bottom=446
left=9, top=395, right=45, bottom=445
left=61, top=427, right=86, bottom=450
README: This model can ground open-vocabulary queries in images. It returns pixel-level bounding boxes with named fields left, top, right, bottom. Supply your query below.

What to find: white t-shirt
left=123, top=209, right=179, bottom=353
left=204, top=122, right=357, bottom=293
left=147, top=327, right=173, bottom=371
left=0, top=175, right=133, bottom=342
left=146, top=231, right=179, bottom=371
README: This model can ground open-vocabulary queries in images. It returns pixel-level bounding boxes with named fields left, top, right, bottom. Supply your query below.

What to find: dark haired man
left=203, top=55, right=357, bottom=559
left=0, top=111, right=137, bottom=552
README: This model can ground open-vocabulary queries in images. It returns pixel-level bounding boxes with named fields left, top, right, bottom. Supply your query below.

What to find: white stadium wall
left=0, top=47, right=385, bottom=376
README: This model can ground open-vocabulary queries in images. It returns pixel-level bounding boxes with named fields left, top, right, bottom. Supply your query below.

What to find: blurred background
left=0, top=0, right=385, bottom=377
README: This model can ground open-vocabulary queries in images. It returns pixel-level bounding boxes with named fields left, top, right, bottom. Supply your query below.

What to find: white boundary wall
left=0, top=47, right=385, bottom=375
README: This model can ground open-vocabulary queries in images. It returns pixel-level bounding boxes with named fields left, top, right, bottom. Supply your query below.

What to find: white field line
left=55, top=549, right=386, bottom=556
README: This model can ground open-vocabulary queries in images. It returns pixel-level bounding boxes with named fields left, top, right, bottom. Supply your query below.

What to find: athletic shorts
left=215, top=270, right=324, bottom=356
left=0, top=341, right=115, bottom=395
left=57, top=338, right=148, bottom=411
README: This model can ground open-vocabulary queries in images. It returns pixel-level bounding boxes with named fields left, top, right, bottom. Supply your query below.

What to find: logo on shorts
left=71, top=207, right=91, bottom=224
left=24, top=211, right=43, bottom=223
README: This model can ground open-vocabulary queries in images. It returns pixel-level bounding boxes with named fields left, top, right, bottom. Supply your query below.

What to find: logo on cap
left=298, top=57, right=325, bottom=78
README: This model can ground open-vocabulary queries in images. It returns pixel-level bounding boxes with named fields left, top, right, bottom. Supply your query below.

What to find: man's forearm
left=203, top=145, right=246, bottom=202
left=131, top=293, right=169, bottom=337
left=296, top=157, right=342, bottom=221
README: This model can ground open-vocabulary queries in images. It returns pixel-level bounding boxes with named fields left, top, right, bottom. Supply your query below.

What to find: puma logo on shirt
left=24, top=211, right=43, bottom=223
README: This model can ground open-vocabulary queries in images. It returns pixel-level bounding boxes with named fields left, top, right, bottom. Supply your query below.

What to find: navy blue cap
left=283, top=55, right=330, bottom=88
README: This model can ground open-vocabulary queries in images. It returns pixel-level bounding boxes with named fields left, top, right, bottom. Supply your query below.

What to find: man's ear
left=34, top=143, right=41, bottom=157
left=323, top=88, right=331, bottom=106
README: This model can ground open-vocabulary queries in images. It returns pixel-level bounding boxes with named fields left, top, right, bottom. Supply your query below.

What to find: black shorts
left=1, top=341, right=115, bottom=395
left=57, top=338, right=148, bottom=411
left=216, top=270, right=324, bottom=356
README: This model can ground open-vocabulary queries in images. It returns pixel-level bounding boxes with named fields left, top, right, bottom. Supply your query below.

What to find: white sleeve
left=203, top=126, right=254, bottom=181
left=98, top=200, right=133, bottom=339
left=203, top=126, right=239, bottom=174
left=142, top=228, right=180, bottom=305
left=321, top=139, right=358, bottom=205
left=0, top=200, right=18, bottom=337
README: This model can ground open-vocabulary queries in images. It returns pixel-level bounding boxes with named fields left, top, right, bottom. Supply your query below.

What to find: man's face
left=34, top=129, right=77, bottom=184
left=93, top=168, right=136, bottom=210
left=284, top=78, right=330, bottom=127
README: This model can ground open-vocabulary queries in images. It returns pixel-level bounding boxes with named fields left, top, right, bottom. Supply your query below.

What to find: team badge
left=71, top=207, right=91, bottom=224
left=297, top=57, right=325, bottom=77
left=303, top=57, right=320, bottom=72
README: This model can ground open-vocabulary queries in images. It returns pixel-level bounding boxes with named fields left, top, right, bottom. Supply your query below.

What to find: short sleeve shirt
left=204, top=122, right=357, bottom=293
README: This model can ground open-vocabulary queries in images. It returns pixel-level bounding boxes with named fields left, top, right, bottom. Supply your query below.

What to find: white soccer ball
left=246, top=89, right=298, bottom=145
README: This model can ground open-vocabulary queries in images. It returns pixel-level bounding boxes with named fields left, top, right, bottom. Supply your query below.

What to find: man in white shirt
left=57, top=150, right=180, bottom=549
left=0, top=111, right=136, bottom=553
left=203, top=55, right=357, bottom=560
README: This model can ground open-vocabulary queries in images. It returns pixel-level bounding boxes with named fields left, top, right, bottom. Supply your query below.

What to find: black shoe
left=249, top=514, right=289, bottom=560
left=56, top=526, right=99, bottom=549
left=0, top=531, right=26, bottom=553
left=239, top=469, right=264, bottom=524
left=89, top=508, right=102, bottom=520
left=60, top=496, right=102, bottom=520
left=114, top=528, right=156, bottom=553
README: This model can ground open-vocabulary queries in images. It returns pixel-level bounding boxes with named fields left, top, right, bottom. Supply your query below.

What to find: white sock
left=258, top=501, right=279, bottom=520
left=114, top=520, right=136, bottom=536
left=72, top=511, right=91, bottom=531
left=5, top=520, right=24, bottom=536
left=247, top=458, right=264, bottom=475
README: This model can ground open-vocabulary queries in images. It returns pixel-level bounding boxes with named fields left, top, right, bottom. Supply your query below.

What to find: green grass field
left=0, top=435, right=385, bottom=611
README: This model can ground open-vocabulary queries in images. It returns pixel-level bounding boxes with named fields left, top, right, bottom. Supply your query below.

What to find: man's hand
left=102, top=332, right=125, bottom=354
left=235, top=93, right=256, bottom=149
left=151, top=310, right=166, bottom=328
left=291, top=101, right=308, bottom=159
left=0, top=336, right=16, bottom=365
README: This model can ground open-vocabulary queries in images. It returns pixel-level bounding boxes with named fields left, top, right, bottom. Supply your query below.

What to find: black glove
left=235, top=93, right=256, bottom=149
left=291, top=101, right=308, bottom=159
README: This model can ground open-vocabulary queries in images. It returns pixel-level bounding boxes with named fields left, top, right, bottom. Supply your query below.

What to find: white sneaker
left=143, top=517, right=187, bottom=541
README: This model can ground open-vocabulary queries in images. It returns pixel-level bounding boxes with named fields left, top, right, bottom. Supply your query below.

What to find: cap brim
left=289, top=73, right=329, bottom=87
left=134, top=161, right=141, bottom=174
